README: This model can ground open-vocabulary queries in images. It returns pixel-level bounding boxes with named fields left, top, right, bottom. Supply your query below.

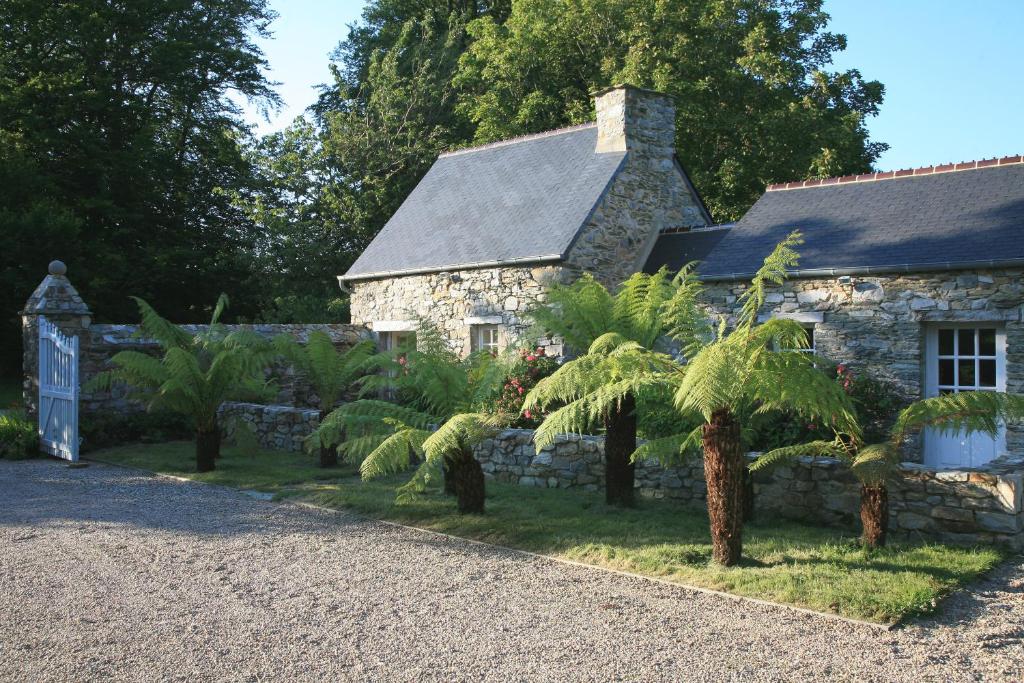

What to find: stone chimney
left=593, top=84, right=676, bottom=157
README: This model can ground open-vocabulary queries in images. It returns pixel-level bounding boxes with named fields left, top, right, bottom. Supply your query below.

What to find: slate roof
left=642, top=227, right=731, bottom=274
left=342, top=124, right=626, bottom=280
left=649, top=161, right=1024, bottom=280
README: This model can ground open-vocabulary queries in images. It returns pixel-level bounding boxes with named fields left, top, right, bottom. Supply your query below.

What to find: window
left=935, top=327, right=997, bottom=393
left=471, top=325, right=500, bottom=355
left=924, top=325, right=1006, bottom=468
left=380, top=331, right=414, bottom=352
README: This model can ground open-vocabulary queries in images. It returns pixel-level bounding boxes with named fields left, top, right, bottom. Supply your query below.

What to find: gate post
left=21, top=261, right=91, bottom=421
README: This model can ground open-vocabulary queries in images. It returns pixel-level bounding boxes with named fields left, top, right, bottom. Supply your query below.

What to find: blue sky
left=243, top=0, right=1024, bottom=171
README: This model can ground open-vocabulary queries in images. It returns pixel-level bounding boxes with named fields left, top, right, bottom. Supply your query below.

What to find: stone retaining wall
left=474, top=429, right=1024, bottom=549
left=219, top=402, right=320, bottom=453
left=20, top=265, right=370, bottom=418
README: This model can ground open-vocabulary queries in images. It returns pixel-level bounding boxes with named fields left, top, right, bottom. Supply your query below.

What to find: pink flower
left=524, top=410, right=532, bottom=419
left=518, top=386, right=524, bottom=395
left=526, top=355, right=536, bottom=362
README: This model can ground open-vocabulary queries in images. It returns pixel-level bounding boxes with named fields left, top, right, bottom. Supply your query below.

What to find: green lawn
left=92, top=440, right=1006, bottom=624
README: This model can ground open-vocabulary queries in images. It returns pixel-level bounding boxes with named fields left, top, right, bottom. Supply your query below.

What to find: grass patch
left=92, top=440, right=1006, bottom=624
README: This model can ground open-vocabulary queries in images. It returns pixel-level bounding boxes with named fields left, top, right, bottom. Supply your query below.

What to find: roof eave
left=339, top=254, right=565, bottom=283
left=699, top=257, right=1024, bottom=282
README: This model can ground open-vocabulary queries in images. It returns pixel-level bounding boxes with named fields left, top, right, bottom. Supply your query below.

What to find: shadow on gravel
left=0, top=459, right=374, bottom=539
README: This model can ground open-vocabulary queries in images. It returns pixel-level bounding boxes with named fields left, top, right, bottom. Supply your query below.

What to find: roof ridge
left=766, top=155, right=1024, bottom=192
left=440, top=122, right=597, bottom=158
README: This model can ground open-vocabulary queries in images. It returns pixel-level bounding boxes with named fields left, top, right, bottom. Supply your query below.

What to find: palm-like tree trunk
left=603, top=392, right=637, bottom=506
left=318, top=409, right=338, bottom=468
left=448, top=446, right=485, bottom=513
left=860, top=484, right=889, bottom=548
left=702, top=409, right=745, bottom=566
left=442, top=463, right=457, bottom=496
left=196, top=427, right=220, bottom=473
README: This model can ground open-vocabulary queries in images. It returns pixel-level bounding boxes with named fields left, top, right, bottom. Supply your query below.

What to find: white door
left=923, top=325, right=1005, bottom=468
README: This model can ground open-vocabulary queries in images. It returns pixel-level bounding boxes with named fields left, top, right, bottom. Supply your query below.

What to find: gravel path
left=1, top=459, right=1022, bottom=682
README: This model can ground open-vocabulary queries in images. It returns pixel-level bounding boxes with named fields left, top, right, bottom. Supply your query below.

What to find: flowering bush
left=749, top=361, right=903, bottom=451
left=496, top=347, right=559, bottom=428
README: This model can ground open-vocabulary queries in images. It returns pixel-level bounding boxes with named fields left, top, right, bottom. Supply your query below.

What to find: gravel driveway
left=1, top=459, right=1022, bottom=682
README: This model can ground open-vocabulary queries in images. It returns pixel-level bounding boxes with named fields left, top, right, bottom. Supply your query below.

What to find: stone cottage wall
left=349, top=264, right=566, bottom=357
left=566, top=86, right=707, bottom=287
left=474, top=429, right=1024, bottom=549
left=703, top=268, right=1024, bottom=456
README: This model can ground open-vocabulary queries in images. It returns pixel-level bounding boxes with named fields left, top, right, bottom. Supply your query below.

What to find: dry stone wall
left=219, top=402, right=320, bottom=453
left=475, top=429, right=1024, bottom=549
left=20, top=263, right=370, bottom=419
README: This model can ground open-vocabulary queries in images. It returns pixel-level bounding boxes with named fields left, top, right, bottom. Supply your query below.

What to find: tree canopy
left=0, top=0, right=279, bottom=373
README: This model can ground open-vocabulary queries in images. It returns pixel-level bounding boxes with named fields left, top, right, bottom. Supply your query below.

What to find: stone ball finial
left=48, top=260, right=67, bottom=276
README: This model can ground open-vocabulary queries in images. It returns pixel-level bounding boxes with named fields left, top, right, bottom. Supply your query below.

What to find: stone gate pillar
left=21, top=261, right=92, bottom=420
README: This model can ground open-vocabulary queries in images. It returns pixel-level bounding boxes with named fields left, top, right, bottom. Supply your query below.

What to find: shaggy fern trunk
left=702, top=409, right=745, bottom=566
left=318, top=409, right=338, bottom=468
left=449, top=446, right=485, bottom=513
left=860, top=484, right=889, bottom=549
left=196, top=427, right=220, bottom=473
left=603, top=392, right=636, bottom=507
left=443, top=462, right=457, bottom=496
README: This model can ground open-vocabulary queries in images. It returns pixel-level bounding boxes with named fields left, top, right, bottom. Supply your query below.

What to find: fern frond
left=849, top=443, right=899, bottom=486
left=359, top=428, right=430, bottom=480
left=735, top=231, right=802, bottom=330
left=130, top=297, right=193, bottom=350
left=892, top=391, right=1024, bottom=445
left=630, top=426, right=703, bottom=466
left=749, top=440, right=846, bottom=471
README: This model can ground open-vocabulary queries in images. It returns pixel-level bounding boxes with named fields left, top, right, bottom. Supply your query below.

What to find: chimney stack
left=593, top=84, right=675, bottom=157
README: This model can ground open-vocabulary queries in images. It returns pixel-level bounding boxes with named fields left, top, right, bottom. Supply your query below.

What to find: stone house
left=342, top=80, right=1024, bottom=474
left=644, top=156, right=1024, bottom=470
left=340, top=85, right=711, bottom=356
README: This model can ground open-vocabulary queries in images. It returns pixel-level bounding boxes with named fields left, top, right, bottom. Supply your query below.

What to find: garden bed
left=91, top=441, right=1007, bottom=624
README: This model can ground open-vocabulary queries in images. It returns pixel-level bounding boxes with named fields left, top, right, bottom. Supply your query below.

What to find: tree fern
left=86, top=296, right=273, bottom=472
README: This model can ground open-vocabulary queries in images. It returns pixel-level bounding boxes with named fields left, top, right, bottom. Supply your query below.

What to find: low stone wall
left=219, top=402, right=320, bottom=453
left=474, top=429, right=1024, bottom=549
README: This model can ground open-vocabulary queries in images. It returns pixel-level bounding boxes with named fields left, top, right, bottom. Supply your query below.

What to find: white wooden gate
left=38, top=316, right=80, bottom=461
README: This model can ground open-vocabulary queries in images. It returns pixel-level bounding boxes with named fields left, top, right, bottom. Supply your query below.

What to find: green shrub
left=0, top=413, right=37, bottom=459
left=80, top=410, right=193, bottom=452
left=747, top=361, right=905, bottom=452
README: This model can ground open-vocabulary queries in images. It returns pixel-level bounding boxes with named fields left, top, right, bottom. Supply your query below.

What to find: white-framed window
left=470, top=325, right=500, bottom=355
left=380, top=330, right=414, bottom=352
left=924, top=324, right=1006, bottom=468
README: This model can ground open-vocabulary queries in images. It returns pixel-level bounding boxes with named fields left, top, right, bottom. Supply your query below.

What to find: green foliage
left=80, top=410, right=193, bottom=453
left=495, top=347, right=559, bottom=428
left=525, top=268, right=704, bottom=452
left=87, top=296, right=275, bottom=433
left=454, top=0, right=886, bottom=221
left=312, top=323, right=517, bottom=501
left=752, top=389, right=1024, bottom=487
left=0, top=412, right=36, bottom=460
left=273, top=332, right=376, bottom=412
left=0, top=0, right=280, bottom=375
